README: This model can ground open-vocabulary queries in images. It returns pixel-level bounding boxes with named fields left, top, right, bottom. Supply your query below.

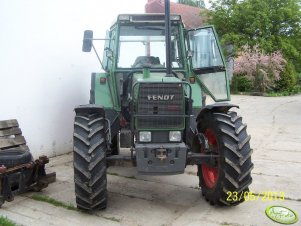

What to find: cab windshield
left=117, top=25, right=183, bottom=69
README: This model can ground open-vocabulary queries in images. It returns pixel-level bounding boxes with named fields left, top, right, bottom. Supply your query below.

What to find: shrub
left=230, top=75, right=253, bottom=93
left=275, top=62, right=297, bottom=92
left=233, top=45, right=286, bottom=92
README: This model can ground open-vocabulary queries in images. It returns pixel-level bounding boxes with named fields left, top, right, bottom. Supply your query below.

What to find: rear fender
left=196, top=103, right=239, bottom=122
left=74, top=105, right=120, bottom=143
left=74, top=104, right=105, bottom=116
left=189, top=103, right=238, bottom=152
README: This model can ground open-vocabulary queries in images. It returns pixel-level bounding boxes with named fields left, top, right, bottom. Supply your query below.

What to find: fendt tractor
left=73, top=0, right=253, bottom=211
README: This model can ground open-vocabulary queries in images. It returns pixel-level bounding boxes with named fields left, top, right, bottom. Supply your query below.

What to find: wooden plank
left=1, top=144, right=29, bottom=152
left=0, top=119, right=19, bottom=129
left=0, top=136, right=26, bottom=149
left=0, top=127, right=22, bottom=137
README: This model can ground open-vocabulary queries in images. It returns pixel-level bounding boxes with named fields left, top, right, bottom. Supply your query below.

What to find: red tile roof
left=145, top=0, right=204, bottom=29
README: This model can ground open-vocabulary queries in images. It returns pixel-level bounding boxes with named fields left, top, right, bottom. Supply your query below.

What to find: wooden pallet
left=0, top=119, right=56, bottom=207
left=0, top=119, right=29, bottom=152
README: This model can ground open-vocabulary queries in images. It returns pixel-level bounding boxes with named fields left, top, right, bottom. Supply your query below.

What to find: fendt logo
left=147, top=95, right=175, bottom=101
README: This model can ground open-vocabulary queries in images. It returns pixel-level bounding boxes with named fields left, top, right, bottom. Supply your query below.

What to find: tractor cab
left=106, top=14, right=184, bottom=70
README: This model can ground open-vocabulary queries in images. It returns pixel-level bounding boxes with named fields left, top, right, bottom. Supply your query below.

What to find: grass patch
left=107, top=172, right=136, bottom=179
left=31, top=195, right=123, bottom=223
left=125, top=175, right=136, bottom=179
left=102, top=216, right=121, bottom=222
left=220, top=222, right=242, bottom=226
left=30, top=194, right=77, bottom=211
left=265, top=86, right=301, bottom=96
left=30, top=194, right=123, bottom=223
left=231, top=85, right=301, bottom=97
left=189, top=186, right=201, bottom=190
left=0, top=216, right=17, bottom=226
left=107, top=172, right=119, bottom=176
left=186, top=171, right=197, bottom=176
left=220, top=223, right=231, bottom=226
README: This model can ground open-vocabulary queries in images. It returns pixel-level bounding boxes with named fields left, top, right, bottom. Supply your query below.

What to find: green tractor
left=73, top=1, right=253, bottom=211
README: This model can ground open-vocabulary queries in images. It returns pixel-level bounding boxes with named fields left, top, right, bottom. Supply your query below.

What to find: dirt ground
left=1, top=94, right=301, bottom=226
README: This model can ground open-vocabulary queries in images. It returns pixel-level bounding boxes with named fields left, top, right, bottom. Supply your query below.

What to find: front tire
left=197, top=111, right=253, bottom=206
left=73, top=112, right=108, bottom=211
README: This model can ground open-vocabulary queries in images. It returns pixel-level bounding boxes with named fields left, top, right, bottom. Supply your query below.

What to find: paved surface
left=1, top=95, right=301, bottom=226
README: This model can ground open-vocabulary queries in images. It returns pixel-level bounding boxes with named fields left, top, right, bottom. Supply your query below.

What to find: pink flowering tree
left=233, top=45, right=286, bottom=92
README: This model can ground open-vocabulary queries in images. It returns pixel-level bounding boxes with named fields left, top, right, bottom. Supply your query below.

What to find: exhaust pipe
left=165, top=0, right=172, bottom=76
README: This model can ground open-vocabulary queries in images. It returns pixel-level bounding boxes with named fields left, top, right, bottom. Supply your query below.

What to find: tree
left=178, top=0, right=206, bottom=8
left=208, top=0, right=301, bottom=72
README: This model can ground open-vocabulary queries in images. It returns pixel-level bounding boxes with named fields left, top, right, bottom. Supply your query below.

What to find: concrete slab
left=1, top=198, right=120, bottom=226
left=1, top=94, right=301, bottom=226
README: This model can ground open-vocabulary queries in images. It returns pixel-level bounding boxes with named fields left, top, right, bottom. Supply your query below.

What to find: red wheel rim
left=202, top=128, right=219, bottom=189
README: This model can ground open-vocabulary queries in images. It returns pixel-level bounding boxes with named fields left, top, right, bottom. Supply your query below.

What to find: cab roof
left=111, top=13, right=182, bottom=27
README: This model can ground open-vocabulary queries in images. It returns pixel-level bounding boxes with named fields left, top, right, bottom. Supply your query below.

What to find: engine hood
left=132, top=71, right=182, bottom=84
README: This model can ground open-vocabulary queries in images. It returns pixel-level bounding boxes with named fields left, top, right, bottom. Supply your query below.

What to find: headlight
left=139, top=131, right=151, bottom=142
left=169, top=131, right=181, bottom=142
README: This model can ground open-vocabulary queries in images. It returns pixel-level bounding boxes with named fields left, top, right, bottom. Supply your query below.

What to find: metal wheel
left=201, top=128, right=219, bottom=189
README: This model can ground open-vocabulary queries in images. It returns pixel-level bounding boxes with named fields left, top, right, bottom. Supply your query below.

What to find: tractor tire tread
left=73, top=112, right=108, bottom=211
left=198, top=111, right=253, bottom=206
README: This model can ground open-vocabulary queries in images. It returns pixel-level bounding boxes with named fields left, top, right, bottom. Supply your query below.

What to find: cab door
left=187, top=26, right=230, bottom=101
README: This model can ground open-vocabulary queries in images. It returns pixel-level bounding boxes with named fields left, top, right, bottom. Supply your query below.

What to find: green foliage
left=30, top=194, right=77, bottom=211
left=275, top=61, right=297, bottom=91
left=266, top=85, right=301, bottom=96
left=297, top=73, right=301, bottom=84
left=230, top=75, right=253, bottom=93
left=208, top=0, right=301, bottom=71
left=0, top=216, right=16, bottom=226
left=178, top=0, right=205, bottom=8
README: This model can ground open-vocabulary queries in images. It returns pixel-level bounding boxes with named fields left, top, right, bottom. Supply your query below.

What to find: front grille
left=136, top=83, right=184, bottom=129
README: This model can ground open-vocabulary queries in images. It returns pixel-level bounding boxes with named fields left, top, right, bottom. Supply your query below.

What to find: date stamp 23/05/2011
left=226, top=191, right=285, bottom=202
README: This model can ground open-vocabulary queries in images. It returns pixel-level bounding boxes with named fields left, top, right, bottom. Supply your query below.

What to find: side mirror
left=82, top=30, right=93, bottom=52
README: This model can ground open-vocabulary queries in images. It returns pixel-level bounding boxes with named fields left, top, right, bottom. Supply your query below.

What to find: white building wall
left=0, top=0, right=144, bottom=158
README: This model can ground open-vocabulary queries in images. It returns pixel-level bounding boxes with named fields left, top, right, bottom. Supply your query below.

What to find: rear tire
left=73, top=112, right=108, bottom=211
left=197, top=111, right=253, bottom=206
